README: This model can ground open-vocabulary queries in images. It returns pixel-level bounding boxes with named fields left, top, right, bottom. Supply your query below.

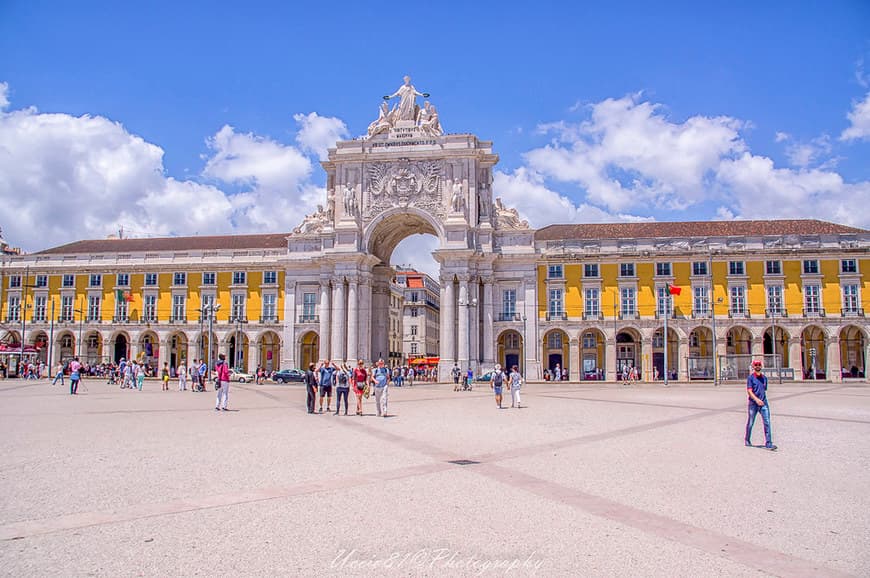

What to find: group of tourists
left=304, top=358, right=392, bottom=417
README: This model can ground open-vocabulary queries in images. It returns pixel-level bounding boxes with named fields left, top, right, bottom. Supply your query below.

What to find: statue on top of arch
left=367, top=75, right=443, bottom=138
left=494, top=197, right=530, bottom=230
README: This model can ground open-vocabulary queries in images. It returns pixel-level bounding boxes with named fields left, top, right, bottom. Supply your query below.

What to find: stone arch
left=30, top=330, right=49, bottom=364
left=83, top=329, right=103, bottom=365
left=687, top=325, right=714, bottom=380
left=167, top=331, right=189, bottom=371
left=108, top=330, right=132, bottom=364
left=138, top=330, right=160, bottom=368
left=298, top=330, right=319, bottom=370
left=651, top=327, right=680, bottom=380
left=762, top=325, right=790, bottom=368
left=578, top=327, right=606, bottom=380
left=801, top=324, right=828, bottom=379
left=495, top=329, right=523, bottom=373
left=57, top=331, right=75, bottom=361
left=364, top=207, right=446, bottom=264
left=227, top=328, right=250, bottom=370
left=726, top=325, right=752, bottom=355
left=542, top=328, right=569, bottom=379
left=839, top=325, right=867, bottom=378
left=615, top=327, right=642, bottom=375
left=255, top=330, right=281, bottom=372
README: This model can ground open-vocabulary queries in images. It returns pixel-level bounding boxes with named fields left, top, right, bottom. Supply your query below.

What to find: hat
left=752, top=360, right=763, bottom=367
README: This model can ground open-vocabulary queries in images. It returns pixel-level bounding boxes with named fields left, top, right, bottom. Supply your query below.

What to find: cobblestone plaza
left=1, top=378, right=868, bottom=576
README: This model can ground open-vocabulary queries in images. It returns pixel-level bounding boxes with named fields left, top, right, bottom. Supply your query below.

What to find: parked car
left=230, top=369, right=255, bottom=383
left=272, top=368, right=305, bottom=383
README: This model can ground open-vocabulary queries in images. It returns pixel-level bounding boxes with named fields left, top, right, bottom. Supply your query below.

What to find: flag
left=116, top=289, right=133, bottom=302
left=667, top=284, right=682, bottom=296
left=124, top=290, right=133, bottom=302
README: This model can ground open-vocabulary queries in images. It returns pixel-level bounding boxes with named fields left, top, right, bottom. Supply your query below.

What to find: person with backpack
left=370, top=358, right=390, bottom=417
left=214, top=353, right=231, bottom=411
left=490, top=364, right=505, bottom=408
left=304, top=363, right=317, bottom=414
left=334, top=363, right=351, bottom=416
left=508, top=365, right=523, bottom=408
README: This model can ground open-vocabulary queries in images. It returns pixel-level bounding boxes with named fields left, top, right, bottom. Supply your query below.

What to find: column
left=439, top=276, right=456, bottom=374
left=457, top=275, right=469, bottom=370
left=247, top=341, right=258, bottom=372
left=568, top=338, right=580, bottom=381
left=318, top=280, right=331, bottom=360
left=523, top=273, right=541, bottom=380
left=470, top=277, right=480, bottom=371
left=751, top=336, right=763, bottom=359
left=605, top=339, right=616, bottom=382
left=331, top=279, right=346, bottom=363
left=281, top=280, right=297, bottom=369
left=677, top=338, right=688, bottom=381
left=482, top=277, right=494, bottom=367
left=360, top=275, right=372, bottom=363
left=788, top=337, right=803, bottom=379
left=158, top=337, right=169, bottom=375
left=346, top=275, right=359, bottom=364
left=827, top=337, right=841, bottom=383
left=641, top=337, right=653, bottom=381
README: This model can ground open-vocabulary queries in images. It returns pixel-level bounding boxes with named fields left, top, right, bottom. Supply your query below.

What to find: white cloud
left=0, top=82, right=9, bottom=110
left=293, top=112, right=348, bottom=161
left=840, top=92, right=870, bottom=141
left=776, top=133, right=833, bottom=168
left=494, top=167, right=651, bottom=228
left=526, top=95, right=745, bottom=211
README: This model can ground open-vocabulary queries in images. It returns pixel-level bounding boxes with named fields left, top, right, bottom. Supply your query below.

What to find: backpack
left=493, top=371, right=504, bottom=387
left=337, top=370, right=348, bottom=386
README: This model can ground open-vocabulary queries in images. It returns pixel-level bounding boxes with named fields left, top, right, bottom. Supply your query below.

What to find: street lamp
left=75, top=301, right=85, bottom=359
left=18, top=266, right=40, bottom=377
left=205, top=303, right=220, bottom=380
left=521, top=314, right=527, bottom=379
left=458, top=295, right=477, bottom=375
left=234, top=315, right=248, bottom=371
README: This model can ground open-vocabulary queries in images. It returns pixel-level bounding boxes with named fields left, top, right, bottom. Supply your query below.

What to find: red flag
left=667, top=284, right=681, bottom=296
left=124, top=290, right=133, bottom=302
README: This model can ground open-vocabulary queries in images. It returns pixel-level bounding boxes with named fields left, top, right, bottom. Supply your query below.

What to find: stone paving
left=0, top=376, right=868, bottom=577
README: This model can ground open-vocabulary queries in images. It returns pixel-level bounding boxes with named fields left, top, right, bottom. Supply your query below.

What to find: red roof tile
left=35, top=233, right=291, bottom=255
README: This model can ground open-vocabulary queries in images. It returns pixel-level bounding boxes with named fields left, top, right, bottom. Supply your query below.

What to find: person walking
left=490, top=364, right=506, bottom=408
left=214, top=353, right=231, bottom=411
left=352, top=359, right=368, bottom=416
left=198, top=359, right=208, bottom=392
left=178, top=362, right=188, bottom=391
left=745, top=359, right=777, bottom=450
left=304, top=363, right=317, bottom=414
left=161, top=362, right=170, bottom=391
left=452, top=364, right=461, bottom=390
left=334, top=363, right=351, bottom=416
left=136, top=362, right=145, bottom=390
left=508, top=365, right=523, bottom=408
left=370, top=358, right=390, bottom=417
left=68, top=357, right=81, bottom=395
left=51, top=362, right=65, bottom=386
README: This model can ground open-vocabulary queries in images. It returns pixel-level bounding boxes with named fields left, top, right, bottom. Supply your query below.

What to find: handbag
left=363, top=383, right=371, bottom=399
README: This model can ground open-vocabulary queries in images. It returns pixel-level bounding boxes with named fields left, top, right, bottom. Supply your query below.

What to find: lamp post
left=75, top=300, right=85, bottom=359
left=234, top=316, right=248, bottom=371
left=18, top=266, right=36, bottom=377
left=47, top=300, right=55, bottom=372
left=709, top=252, right=719, bottom=387
left=206, top=303, right=220, bottom=380
left=770, top=309, right=782, bottom=385
left=521, top=314, right=527, bottom=379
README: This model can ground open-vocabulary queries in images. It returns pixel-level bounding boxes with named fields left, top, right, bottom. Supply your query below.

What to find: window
left=7, top=296, right=20, bottom=322
left=583, top=264, right=599, bottom=278
left=34, top=296, right=46, bottom=322
left=547, top=332, right=562, bottom=349
left=263, top=271, right=277, bottom=284
left=232, top=271, right=247, bottom=285
left=302, top=293, right=316, bottom=320
left=410, top=307, right=418, bottom=318
left=231, top=294, right=246, bottom=321
left=87, top=295, right=101, bottom=321
left=172, top=295, right=185, bottom=321
left=841, top=259, right=857, bottom=274
left=9, top=275, right=21, bottom=288
left=144, top=273, right=158, bottom=286
left=410, top=325, right=418, bottom=336
left=804, top=285, right=820, bottom=313
left=202, top=272, right=216, bottom=285
left=410, top=342, right=418, bottom=355
left=143, top=295, right=157, bottom=322
left=502, top=289, right=516, bottom=318
left=803, top=260, right=819, bottom=274
left=653, top=331, right=663, bottom=348
left=62, top=274, right=75, bottom=288
left=173, top=272, right=186, bottom=286
left=843, top=285, right=859, bottom=313
left=656, top=286, right=672, bottom=316
left=689, top=332, right=700, bottom=348
left=505, top=333, right=520, bottom=349
left=765, top=261, right=782, bottom=275
left=584, top=288, right=599, bottom=317
left=620, top=287, right=636, bottom=316
left=115, top=294, right=128, bottom=321
left=547, top=264, right=563, bottom=279
left=262, top=293, right=276, bottom=320
left=767, top=285, right=783, bottom=315
left=692, top=262, right=708, bottom=276
left=619, top=263, right=635, bottom=277
left=730, top=286, right=745, bottom=314
left=408, top=291, right=419, bottom=303
left=89, top=274, right=102, bottom=287
left=656, top=263, right=672, bottom=276
left=35, top=275, right=48, bottom=288
left=548, top=288, right=563, bottom=316
left=582, top=332, right=596, bottom=349
left=61, top=296, right=74, bottom=322
left=728, top=261, right=745, bottom=276
left=116, top=273, right=129, bottom=286
left=693, top=286, right=709, bottom=316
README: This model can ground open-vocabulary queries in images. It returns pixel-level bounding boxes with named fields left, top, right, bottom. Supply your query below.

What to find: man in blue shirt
left=371, top=358, right=390, bottom=417
left=746, top=360, right=776, bottom=450
left=317, top=359, right=336, bottom=414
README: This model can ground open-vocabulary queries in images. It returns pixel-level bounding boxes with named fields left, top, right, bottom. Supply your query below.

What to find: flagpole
left=663, top=292, right=669, bottom=387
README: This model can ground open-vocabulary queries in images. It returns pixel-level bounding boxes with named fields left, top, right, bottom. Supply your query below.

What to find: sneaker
left=215, top=407, right=220, bottom=411
left=765, top=444, right=778, bottom=451
left=745, top=441, right=752, bottom=447
left=221, top=408, right=228, bottom=411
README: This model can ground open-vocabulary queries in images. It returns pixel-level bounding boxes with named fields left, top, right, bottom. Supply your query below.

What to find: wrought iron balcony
left=259, top=315, right=279, bottom=323
left=841, top=307, right=865, bottom=317
left=728, top=309, right=750, bottom=319
left=618, top=311, right=638, bottom=320
left=30, top=315, right=47, bottom=323
left=765, top=309, right=788, bottom=318
left=112, top=315, right=130, bottom=323
left=802, top=308, right=826, bottom=318
left=582, top=312, right=603, bottom=321
left=139, top=316, right=157, bottom=324
left=298, top=315, right=319, bottom=324
left=654, top=311, right=676, bottom=319
left=691, top=309, right=710, bottom=319
left=168, top=317, right=187, bottom=324
left=545, top=311, right=568, bottom=321
left=496, top=313, right=522, bottom=322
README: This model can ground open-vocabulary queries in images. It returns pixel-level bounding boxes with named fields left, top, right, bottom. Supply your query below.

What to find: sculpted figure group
left=367, top=76, right=443, bottom=138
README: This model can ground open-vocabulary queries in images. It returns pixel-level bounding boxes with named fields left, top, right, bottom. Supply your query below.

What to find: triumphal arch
left=282, top=77, right=539, bottom=380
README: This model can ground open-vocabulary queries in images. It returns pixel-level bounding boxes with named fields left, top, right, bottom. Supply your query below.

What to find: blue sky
left=1, top=0, right=869, bottom=269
